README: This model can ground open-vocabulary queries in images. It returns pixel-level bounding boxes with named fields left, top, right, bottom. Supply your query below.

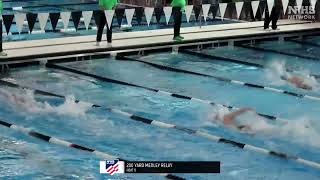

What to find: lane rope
left=44, top=63, right=291, bottom=122
left=180, top=49, right=320, bottom=79
left=237, top=44, right=320, bottom=62
left=0, top=80, right=319, bottom=170
left=115, top=55, right=320, bottom=102
left=288, top=39, right=320, bottom=48
left=0, top=119, right=185, bottom=180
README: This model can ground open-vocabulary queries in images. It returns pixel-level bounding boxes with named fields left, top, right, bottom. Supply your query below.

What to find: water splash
left=0, top=88, right=91, bottom=118
left=206, top=106, right=320, bottom=148
left=265, top=61, right=320, bottom=90
left=264, top=61, right=288, bottom=86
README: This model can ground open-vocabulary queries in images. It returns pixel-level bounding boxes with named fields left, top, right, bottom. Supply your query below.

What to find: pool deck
left=0, top=19, right=319, bottom=63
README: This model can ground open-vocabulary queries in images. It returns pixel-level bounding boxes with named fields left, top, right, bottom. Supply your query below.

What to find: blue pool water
left=1, top=37, right=320, bottom=179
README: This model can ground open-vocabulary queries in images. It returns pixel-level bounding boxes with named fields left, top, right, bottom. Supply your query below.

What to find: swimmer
left=214, top=108, right=256, bottom=132
left=0, top=89, right=31, bottom=109
left=281, top=75, right=312, bottom=90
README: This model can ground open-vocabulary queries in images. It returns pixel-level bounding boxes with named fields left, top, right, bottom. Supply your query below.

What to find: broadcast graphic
left=100, top=160, right=220, bottom=175
left=100, top=160, right=125, bottom=175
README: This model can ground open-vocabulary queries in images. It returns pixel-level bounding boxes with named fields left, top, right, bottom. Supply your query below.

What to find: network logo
left=100, top=160, right=125, bottom=175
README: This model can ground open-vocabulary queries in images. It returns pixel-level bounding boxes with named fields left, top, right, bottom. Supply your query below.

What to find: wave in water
left=0, top=88, right=91, bottom=118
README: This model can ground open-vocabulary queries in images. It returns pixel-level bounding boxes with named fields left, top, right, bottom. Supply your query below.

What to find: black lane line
left=115, top=55, right=320, bottom=101
left=44, top=63, right=292, bottom=122
left=46, top=63, right=157, bottom=92
left=0, top=119, right=185, bottom=180
left=0, top=79, right=65, bottom=98
left=180, top=49, right=265, bottom=67
left=237, top=44, right=320, bottom=62
left=3, top=80, right=320, bottom=171
left=288, top=39, right=320, bottom=48
left=180, top=49, right=320, bottom=79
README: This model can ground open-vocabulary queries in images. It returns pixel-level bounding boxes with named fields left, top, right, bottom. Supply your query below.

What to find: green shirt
left=99, top=0, right=118, bottom=10
left=0, top=0, right=3, bottom=14
left=171, top=0, right=186, bottom=10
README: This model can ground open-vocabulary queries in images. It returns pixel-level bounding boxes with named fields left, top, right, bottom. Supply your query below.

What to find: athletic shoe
left=173, top=36, right=183, bottom=42
left=177, top=35, right=184, bottom=40
left=95, top=42, right=101, bottom=46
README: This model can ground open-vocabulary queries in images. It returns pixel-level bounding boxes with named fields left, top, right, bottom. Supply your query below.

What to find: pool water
left=0, top=37, right=320, bottom=179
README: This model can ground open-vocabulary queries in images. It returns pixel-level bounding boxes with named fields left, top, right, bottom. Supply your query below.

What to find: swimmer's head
left=280, top=73, right=290, bottom=81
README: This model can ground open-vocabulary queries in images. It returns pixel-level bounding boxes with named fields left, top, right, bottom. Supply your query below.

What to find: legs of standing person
left=0, top=18, right=6, bottom=56
left=106, top=20, right=112, bottom=43
left=0, top=19, right=2, bottom=52
left=271, top=6, right=280, bottom=30
left=173, top=7, right=182, bottom=40
left=264, top=5, right=271, bottom=29
left=96, top=10, right=106, bottom=45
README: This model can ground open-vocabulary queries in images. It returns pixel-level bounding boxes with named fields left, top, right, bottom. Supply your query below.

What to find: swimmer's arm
left=223, top=108, right=254, bottom=125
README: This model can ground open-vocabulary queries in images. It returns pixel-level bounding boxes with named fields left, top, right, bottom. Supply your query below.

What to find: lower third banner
left=125, top=161, right=220, bottom=173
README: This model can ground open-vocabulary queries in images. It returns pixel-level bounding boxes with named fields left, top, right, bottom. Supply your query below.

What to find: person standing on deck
left=0, top=0, right=6, bottom=56
left=96, top=0, right=118, bottom=46
left=264, top=0, right=281, bottom=30
left=171, top=0, right=186, bottom=42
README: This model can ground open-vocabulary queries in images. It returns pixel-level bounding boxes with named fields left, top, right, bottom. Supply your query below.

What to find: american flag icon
left=100, top=160, right=124, bottom=175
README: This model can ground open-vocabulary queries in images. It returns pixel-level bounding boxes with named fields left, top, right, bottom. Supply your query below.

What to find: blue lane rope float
left=44, top=64, right=290, bottom=122
left=0, top=119, right=185, bottom=180
left=115, top=55, right=320, bottom=102
left=0, top=81, right=320, bottom=170
left=237, top=44, right=320, bottom=62
left=180, top=49, right=320, bottom=79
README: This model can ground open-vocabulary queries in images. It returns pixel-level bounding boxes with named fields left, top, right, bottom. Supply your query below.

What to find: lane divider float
left=44, top=63, right=292, bottom=122
left=115, top=55, right=320, bottom=102
left=0, top=80, right=319, bottom=170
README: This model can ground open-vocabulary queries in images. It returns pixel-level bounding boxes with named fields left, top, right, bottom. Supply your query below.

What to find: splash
left=264, top=61, right=288, bottom=85
left=0, top=88, right=91, bottom=118
left=265, top=61, right=320, bottom=90
left=206, top=106, right=320, bottom=148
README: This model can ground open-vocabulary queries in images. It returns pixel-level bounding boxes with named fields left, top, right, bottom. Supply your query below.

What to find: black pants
left=172, top=7, right=182, bottom=38
left=0, top=19, right=2, bottom=52
left=264, top=6, right=280, bottom=30
left=96, top=10, right=113, bottom=43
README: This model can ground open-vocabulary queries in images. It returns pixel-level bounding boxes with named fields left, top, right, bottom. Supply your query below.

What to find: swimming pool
left=0, top=35, right=320, bottom=179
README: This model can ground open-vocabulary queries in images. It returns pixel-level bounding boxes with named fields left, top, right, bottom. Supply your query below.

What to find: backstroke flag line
left=282, top=0, right=289, bottom=14
left=125, top=9, right=135, bottom=27
left=38, top=13, right=49, bottom=33
left=144, top=7, right=154, bottom=26
left=185, top=5, right=193, bottom=23
left=202, top=4, right=211, bottom=22
left=15, top=13, right=26, bottom=33
left=60, top=12, right=71, bottom=30
left=82, top=11, right=93, bottom=30
left=163, top=6, right=172, bottom=25
left=105, top=10, right=115, bottom=29
left=251, top=1, right=260, bottom=18
left=219, top=3, right=227, bottom=20
left=235, top=2, right=244, bottom=19
left=267, top=0, right=274, bottom=16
